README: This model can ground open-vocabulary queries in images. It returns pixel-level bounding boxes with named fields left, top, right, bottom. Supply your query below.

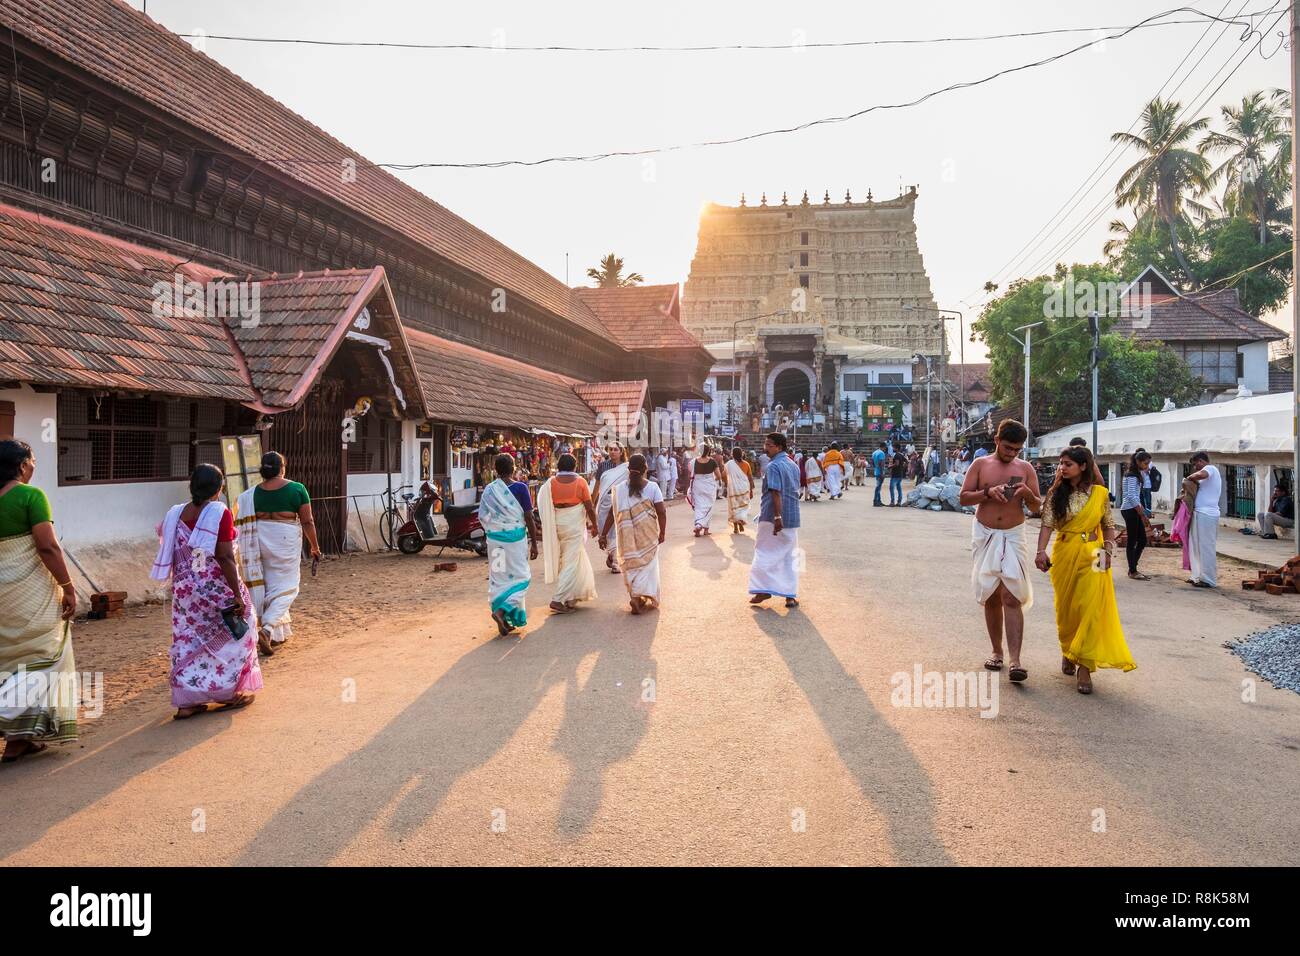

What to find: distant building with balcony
left=1116, top=266, right=1285, bottom=397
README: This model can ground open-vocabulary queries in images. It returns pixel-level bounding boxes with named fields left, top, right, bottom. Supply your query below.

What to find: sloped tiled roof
left=406, top=328, right=601, bottom=435
left=223, top=267, right=426, bottom=416
left=0, top=203, right=256, bottom=401
left=0, top=0, right=611, bottom=342
left=572, top=380, right=648, bottom=421
left=1117, top=274, right=1285, bottom=343
left=575, top=285, right=701, bottom=351
left=226, top=270, right=374, bottom=408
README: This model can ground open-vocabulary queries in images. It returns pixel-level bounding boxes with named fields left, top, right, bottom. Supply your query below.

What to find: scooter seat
left=444, top=504, right=478, bottom=520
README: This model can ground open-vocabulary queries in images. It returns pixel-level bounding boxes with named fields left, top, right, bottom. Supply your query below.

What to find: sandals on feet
left=1061, top=658, right=1077, bottom=676
left=984, top=658, right=1004, bottom=671
left=1009, top=666, right=1028, bottom=683
left=173, top=705, right=207, bottom=720
left=1, top=741, right=48, bottom=762
left=1128, top=571, right=1151, bottom=580
left=785, top=598, right=799, bottom=609
left=749, top=592, right=771, bottom=604
left=216, top=695, right=254, bottom=712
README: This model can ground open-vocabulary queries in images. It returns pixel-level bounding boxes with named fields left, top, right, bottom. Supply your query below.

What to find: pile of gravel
left=1228, top=622, right=1300, bottom=694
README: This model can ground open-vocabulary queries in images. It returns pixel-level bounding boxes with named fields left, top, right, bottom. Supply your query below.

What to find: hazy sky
left=131, top=1, right=1291, bottom=361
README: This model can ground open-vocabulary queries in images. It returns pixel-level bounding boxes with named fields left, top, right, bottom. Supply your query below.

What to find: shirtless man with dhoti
left=958, top=419, right=1041, bottom=683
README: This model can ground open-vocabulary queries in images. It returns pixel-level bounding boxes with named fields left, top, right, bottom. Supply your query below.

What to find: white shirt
left=655, top=455, right=670, bottom=480
left=1194, top=464, right=1222, bottom=517
left=631, top=480, right=664, bottom=504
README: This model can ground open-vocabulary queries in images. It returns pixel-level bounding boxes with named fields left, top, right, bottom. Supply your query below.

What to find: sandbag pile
left=905, top=473, right=974, bottom=514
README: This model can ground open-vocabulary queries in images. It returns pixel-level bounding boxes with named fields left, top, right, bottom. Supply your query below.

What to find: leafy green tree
left=972, top=263, right=1201, bottom=430
left=1197, top=215, right=1292, bottom=315
left=1202, top=90, right=1290, bottom=244
left=1112, top=98, right=1212, bottom=284
left=586, top=253, right=644, bottom=287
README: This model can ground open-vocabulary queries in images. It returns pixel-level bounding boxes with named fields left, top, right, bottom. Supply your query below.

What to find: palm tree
left=1112, top=98, right=1212, bottom=284
left=1201, top=90, right=1290, bottom=243
left=586, top=254, right=644, bottom=288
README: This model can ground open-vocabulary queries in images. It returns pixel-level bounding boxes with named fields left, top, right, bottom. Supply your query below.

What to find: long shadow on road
left=237, top=607, right=658, bottom=865
left=751, top=606, right=951, bottom=865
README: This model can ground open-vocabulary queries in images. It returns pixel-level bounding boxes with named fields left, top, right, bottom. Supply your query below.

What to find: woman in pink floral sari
left=151, top=464, right=262, bottom=719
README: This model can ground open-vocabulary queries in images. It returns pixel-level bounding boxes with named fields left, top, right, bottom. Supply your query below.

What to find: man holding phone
left=959, top=419, right=1042, bottom=683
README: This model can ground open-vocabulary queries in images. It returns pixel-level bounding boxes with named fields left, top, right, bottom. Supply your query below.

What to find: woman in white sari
left=600, top=454, right=667, bottom=614
left=592, top=443, right=628, bottom=573
left=479, top=454, right=539, bottom=635
left=688, top=444, right=721, bottom=536
left=725, top=446, right=755, bottom=533
left=0, top=440, right=78, bottom=762
left=234, top=452, right=321, bottom=656
left=539, top=453, right=599, bottom=613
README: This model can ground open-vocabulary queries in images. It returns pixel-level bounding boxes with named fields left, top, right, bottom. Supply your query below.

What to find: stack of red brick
left=1241, top=558, right=1300, bottom=594
left=1115, top=521, right=1180, bottom=549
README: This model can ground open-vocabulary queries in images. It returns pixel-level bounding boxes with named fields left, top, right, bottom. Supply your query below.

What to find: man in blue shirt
left=871, top=441, right=888, bottom=507
left=749, top=432, right=803, bottom=608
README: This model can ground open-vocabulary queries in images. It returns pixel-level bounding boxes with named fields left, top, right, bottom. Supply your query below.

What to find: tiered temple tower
left=681, top=186, right=939, bottom=353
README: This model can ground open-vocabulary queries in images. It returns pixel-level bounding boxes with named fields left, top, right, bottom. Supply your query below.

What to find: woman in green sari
left=0, top=439, right=78, bottom=762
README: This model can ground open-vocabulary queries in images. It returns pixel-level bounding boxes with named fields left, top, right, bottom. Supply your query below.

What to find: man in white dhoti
left=593, top=446, right=629, bottom=573
left=725, top=447, right=755, bottom=533
left=667, top=449, right=680, bottom=500
left=803, top=453, right=823, bottom=502
left=958, top=420, right=1040, bottom=682
left=688, top=444, right=721, bottom=535
left=600, top=454, right=667, bottom=614
left=749, top=433, right=803, bottom=609
left=1185, top=451, right=1220, bottom=588
left=653, top=449, right=671, bottom=500
left=822, top=443, right=846, bottom=500
left=541, top=454, right=599, bottom=612
left=479, top=454, right=539, bottom=635
left=234, top=452, right=321, bottom=656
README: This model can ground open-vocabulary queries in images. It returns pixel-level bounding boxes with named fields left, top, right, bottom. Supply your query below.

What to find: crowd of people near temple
left=0, top=415, right=1244, bottom=762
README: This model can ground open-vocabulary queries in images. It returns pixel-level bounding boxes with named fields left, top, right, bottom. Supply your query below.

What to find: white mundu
left=970, top=520, right=1033, bottom=608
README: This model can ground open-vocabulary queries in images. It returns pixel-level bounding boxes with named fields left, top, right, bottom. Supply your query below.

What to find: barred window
left=346, top=414, right=401, bottom=474
left=56, top=392, right=232, bottom=484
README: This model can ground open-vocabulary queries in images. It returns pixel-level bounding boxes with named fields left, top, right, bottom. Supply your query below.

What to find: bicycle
left=378, top=483, right=416, bottom=550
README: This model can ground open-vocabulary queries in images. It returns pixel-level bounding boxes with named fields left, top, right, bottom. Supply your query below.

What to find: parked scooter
left=396, top=482, right=487, bottom=556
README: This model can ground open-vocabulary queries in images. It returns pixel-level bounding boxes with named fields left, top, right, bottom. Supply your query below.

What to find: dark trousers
left=1121, top=507, right=1147, bottom=574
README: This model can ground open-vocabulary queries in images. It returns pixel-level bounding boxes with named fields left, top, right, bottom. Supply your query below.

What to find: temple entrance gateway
left=772, top=367, right=811, bottom=407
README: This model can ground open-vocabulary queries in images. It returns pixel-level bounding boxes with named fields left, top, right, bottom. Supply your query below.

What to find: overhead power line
left=235, top=6, right=1262, bottom=172
left=152, top=8, right=1272, bottom=53
left=965, top=0, right=1286, bottom=310
left=962, top=0, right=1244, bottom=306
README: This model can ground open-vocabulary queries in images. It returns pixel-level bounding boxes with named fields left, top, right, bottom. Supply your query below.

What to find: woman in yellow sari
left=1035, top=446, right=1136, bottom=694
left=0, top=439, right=78, bottom=762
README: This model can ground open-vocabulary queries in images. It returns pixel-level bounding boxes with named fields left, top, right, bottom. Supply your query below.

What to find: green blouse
left=253, top=480, right=310, bottom=513
left=0, top=483, right=53, bottom=537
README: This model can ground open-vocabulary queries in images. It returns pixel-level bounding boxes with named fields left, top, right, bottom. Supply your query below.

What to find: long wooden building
left=0, top=0, right=711, bottom=595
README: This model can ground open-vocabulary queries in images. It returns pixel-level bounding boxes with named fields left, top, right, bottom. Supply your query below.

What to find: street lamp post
left=904, top=304, right=963, bottom=466
left=1010, top=321, right=1044, bottom=459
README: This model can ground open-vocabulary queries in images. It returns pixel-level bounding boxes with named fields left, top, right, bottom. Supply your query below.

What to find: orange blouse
left=549, top=475, right=591, bottom=507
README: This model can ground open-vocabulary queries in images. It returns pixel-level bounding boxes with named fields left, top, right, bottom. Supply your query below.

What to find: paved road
left=4, top=489, right=1298, bottom=865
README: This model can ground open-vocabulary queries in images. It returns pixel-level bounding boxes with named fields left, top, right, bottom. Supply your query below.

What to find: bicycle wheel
left=379, top=507, right=400, bottom=550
